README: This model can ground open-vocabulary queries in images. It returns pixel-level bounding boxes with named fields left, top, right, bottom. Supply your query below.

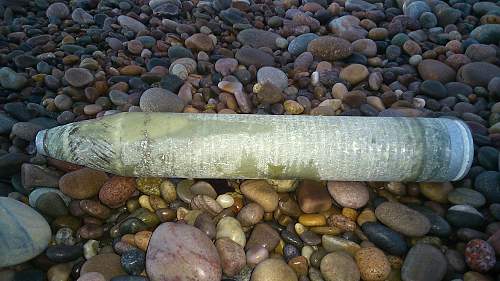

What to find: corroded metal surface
left=36, top=112, right=473, bottom=181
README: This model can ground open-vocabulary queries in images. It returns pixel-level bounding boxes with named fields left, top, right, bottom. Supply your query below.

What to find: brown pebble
left=355, top=247, right=391, bottom=281
left=99, top=176, right=136, bottom=208
left=134, top=230, right=152, bottom=251
left=296, top=180, right=332, bottom=213
left=240, top=180, right=279, bottom=212
left=59, top=168, right=108, bottom=199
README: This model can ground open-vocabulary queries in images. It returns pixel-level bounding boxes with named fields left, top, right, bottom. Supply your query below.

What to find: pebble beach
left=0, top=0, right=500, bottom=280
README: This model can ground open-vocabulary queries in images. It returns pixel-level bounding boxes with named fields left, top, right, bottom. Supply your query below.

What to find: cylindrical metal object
left=36, top=112, right=473, bottom=182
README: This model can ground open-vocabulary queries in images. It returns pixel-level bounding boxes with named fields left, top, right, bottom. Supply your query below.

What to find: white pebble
left=216, top=194, right=234, bottom=208
left=83, top=240, right=99, bottom=260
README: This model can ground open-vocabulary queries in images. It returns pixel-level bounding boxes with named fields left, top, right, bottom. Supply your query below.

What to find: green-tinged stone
left=0, top=197, right=52, bottom=267
left=119, top=217, right=149, bottom=235
left=36, top=192, right=68, bottom=217
left=448, top=188, right=486, bottom=208
left=129, top=208, right=160, bottom=228
left=136, top=177, right=162, bottom=196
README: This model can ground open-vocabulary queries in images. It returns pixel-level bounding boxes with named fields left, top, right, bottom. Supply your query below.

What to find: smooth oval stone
left=417, top=59, right=456, bottom=84
left=320, top=251, right=360, bottom=281
left=307, top=36, right=353, bottom=61
left=470, top=24, right=500, bottom=44
left=257, top=67, right=288, bottom=90
left=36, top=192, right=68, bottom=217
left=288, top=33, right=319, bottom=56
left=457, top=62, right=500, bottom=87
left=237, top=202, right=264, bottom=227
left=448, top=188, right=486, bottom=208
left=401, top=244, right=447, bottom=281
left=375, top=202, right=430, bottom=237
left=216, top=216, right=246, bottom=247
left=446, top=205, right=485, bottom=229
left=235, top=47, right=275, bottom=67
left=0, top=197, right=52, bottom=267
left=64, top=68, right=94, bottom=88
left=237, top=29, right=280, bottom=49
left=146, top=222, right=222, bottom=281
left=59, top=168, right=108, bottom=199
left=29, top=188, right=71, bottom=207
left=117, top=15, right=147, bottom=33
left=251, top=258, right=298, bottom=281
left=216, top=238, right=246, bottom=277
left=355, top=247, right=391, bottom=281
left=327, top=181, right=369, bottom=209
left=240, top=180, right=279, bottom=212
left=139, top=87, right=185, bottom=113
left=361, top=222, right=407, bottom=256
left=81, top=253, right=126, bottom=281
left=46, top=244, right=83, bottom=263
left=246, top=223, right=281, bottom=250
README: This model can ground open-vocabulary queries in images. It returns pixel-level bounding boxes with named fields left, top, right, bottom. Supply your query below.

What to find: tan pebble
left=342, top=208, right=358, bottom=221
left=134, top=231, right=152, bottom=251
left=418, top=182, right=453, bottom=203
left=251, top=258, right=298, bottom=281
left=309, top=226, right=343, bottom=236
left=216, top=194, right=235, bottom=208
left=339, top=64, right=369, bottom=85
left=387, top=255, right=403, bottom=269
left=355, top=247, right=391, bottom=281
left=159, top=180, right=177, bottom=203
left=216, top=216, right=246, bottom=247
left=148, top=195, right=167, bottom=210
left=138, top=195, right=154, bottom=212
left=295, top=223, right=307, bottom=235
left=47, top=263, right=72, bottom=281
left=121, top=234, right=136, bottom=246
left=266, top=179, right=297, bottom=192
left=176, top=207, right=190, bottom=221
left=284, top=100, right=304, bottom=114
left=299, top=214, right=327, bottom=226
left=240, top=180, right=279, bottom=212
left=357, top=208, right=377, bottom=226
